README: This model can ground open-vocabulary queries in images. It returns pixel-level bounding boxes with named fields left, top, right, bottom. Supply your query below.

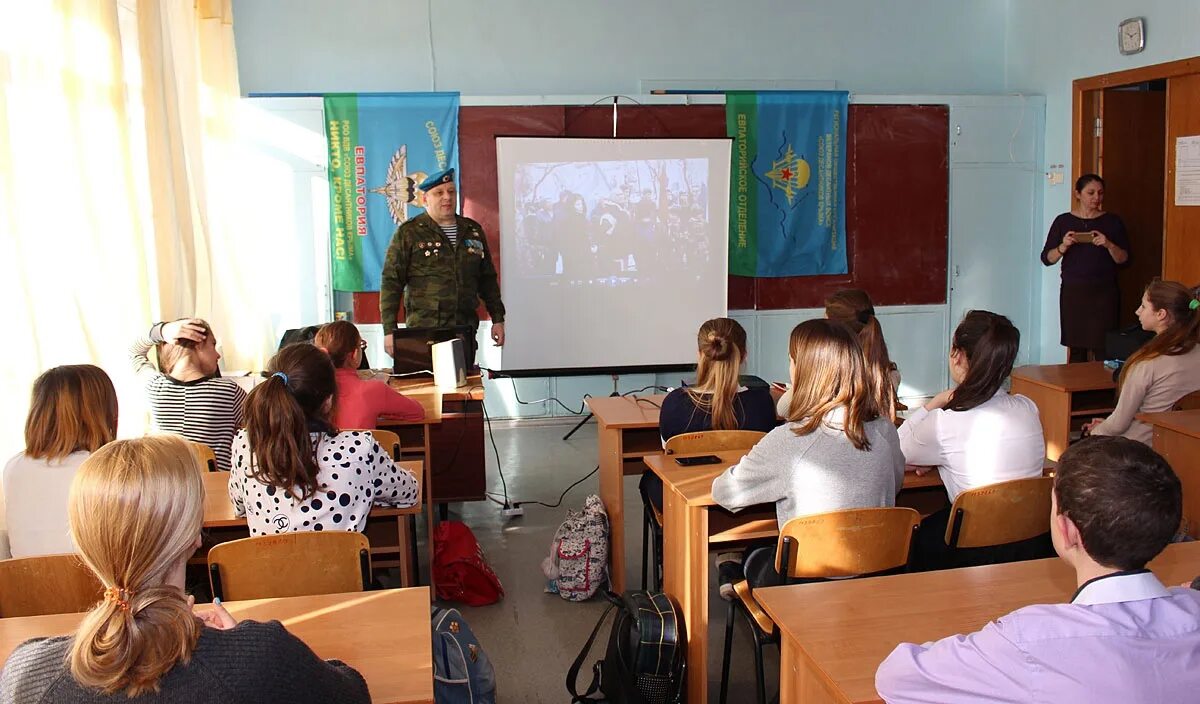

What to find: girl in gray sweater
left=712, top=319, right=905, bottom=585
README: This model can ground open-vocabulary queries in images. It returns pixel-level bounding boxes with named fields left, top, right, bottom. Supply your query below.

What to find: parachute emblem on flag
left=370, top=145, right=429, bottom=226
left=764, top=143, right=811, bottom=206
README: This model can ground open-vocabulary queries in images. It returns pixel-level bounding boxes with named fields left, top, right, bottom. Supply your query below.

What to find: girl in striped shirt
left=130, top=319, right=246, bottom=471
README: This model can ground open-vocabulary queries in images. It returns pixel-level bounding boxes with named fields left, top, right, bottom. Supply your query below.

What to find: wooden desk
left=0, top=588, right=434, bottom=704
left=587, top=394, right=666, bottom=594
left=1010, top=362, right=1116, bottom=460
left=386, top=375, right=486, bottom=505
left=647, top=452, right=954, bottom=704
left=754, top=541, right=1200, bottom=704
left=1139, top=409, right=1200, bottom=537
left=203, top=462, right=425, bottom=587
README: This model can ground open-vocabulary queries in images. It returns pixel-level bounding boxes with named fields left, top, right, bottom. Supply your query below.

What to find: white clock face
left=1120, top=19, right=1144, bottom=54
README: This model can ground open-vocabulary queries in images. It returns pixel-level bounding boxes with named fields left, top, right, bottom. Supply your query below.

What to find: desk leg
left=1012, top=380, right=1071, bottom=461
left=598, top=423, right=627, bottom=594
left=662, top=485, right=708, bottom=704
left=396, top=515, right=414, bottom=587
left=423, top=433, right=436, bottom=599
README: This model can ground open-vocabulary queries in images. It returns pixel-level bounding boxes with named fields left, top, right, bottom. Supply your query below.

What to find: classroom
left=2, top=1, right=1200, bottom=702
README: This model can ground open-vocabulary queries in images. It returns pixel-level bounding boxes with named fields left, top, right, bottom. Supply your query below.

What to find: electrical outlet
left=502, top=505, right=525, bottom=518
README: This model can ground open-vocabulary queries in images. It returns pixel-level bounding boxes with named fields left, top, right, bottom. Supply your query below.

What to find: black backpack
left=567, top=590, right=685, bottom=704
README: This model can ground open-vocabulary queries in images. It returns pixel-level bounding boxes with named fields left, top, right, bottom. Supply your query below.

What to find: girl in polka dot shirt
left=227, top=344, right=419, bottom=536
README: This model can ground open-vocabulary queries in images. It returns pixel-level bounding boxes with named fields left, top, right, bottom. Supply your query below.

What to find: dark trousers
left=914, top=505, right=1055, bottom=572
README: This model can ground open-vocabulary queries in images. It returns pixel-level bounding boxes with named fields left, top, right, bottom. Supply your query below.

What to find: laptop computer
left=392, top=326, right=474, bottom=376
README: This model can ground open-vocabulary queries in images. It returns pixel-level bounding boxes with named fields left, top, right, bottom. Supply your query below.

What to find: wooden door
left=1165, top=73, right=1200, bottom=283
left=1100, top=88, right=1166, bottom=325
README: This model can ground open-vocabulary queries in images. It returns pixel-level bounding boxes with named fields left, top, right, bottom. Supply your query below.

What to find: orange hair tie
left=104, top=586, right=133, bottom=612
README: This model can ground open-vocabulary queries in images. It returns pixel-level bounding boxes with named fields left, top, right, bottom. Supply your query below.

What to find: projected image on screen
left=497, top=138, right=731, bottom=373
left=512, top=159, right=711, bottom=283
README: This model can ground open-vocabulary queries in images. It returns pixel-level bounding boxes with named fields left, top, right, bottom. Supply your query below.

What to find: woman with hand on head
left=1041, top=174, right=1130, bottom=362
left=228, top=343, right=419, bottom=537
left=313, top=321, right=424, bottom=429
left=1083, top=280, right=1200, bottom=445
left=3, top=365, right=118, bottom=558
left=0, top=435, right=370, bottom=703
left=130, top=318, right=247, bottom=471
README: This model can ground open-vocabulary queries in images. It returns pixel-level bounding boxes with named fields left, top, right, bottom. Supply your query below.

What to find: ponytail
left=687, top=318, right=746, bottom=430
left=245, top=344, right=337, bottom=500
left=1120, top=280, right=1200, bottom=391
left=67, top=436, right=204, bottom=696
left=946, top=310, right=1020, bottom=412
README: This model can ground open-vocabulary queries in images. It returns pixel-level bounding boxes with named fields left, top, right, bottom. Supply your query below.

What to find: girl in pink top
left=314, top=321, right=424, bottom=429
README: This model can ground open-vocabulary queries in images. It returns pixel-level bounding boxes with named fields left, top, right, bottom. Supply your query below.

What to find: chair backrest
left=0, top=554, right=103, bottom=617
left=189, top=441, right=217, bottom=472
left=367, top=429, right=402, bottom=461
left=208, top=532, right=371, bottom=601
left=776, top=507, right=920, bottom=579
left=1173, top=390, right=1200, bottom=411
left=944, top=476, right=1054, bottom=549
left=663, top=430, right=766, bottom=455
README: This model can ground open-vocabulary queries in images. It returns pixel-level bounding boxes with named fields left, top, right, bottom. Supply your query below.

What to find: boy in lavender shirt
left=876, top=436, right=1200, bottom=703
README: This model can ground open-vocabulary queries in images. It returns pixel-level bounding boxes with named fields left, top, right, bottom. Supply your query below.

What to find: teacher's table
left=202, top=461, right=426, bottom=588
left=647, top=451, right=958, bottom=704
left=1010, top=362, right=1116, bottom=460
left=0, top=588, right=434, bottom=704
left=387, top=375, right=486, bottom=506
left=587, top=394, right=667, bottom=594
left=754, top=541, right=1200, bottom=704
left=1138, top=409, right=1200, bottom=537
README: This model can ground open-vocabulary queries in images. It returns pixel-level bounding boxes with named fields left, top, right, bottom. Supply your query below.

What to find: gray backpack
left=542, top=494, right=610, bottom=601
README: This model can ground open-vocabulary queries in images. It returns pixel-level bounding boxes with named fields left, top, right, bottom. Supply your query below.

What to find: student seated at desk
left=1084, top=280, right=1200, bottom=445
left=0, top=435, right=370, bottom=703
left=313, top=320, right=424, bottom=429
left=228, top=343, right=419, bottom=537
left=775, top=289, right=901, bottom=421
left=713, top=319, right=905, bottom=589
left=3, top=365, right=117, bottom=559
left=876, top=436, right=1200, bottom=703
left=130, top=318, right=247, bottom=472
left=638, top=317, right=776, bottom=514
left=899, top=311, right=1046, bottom=568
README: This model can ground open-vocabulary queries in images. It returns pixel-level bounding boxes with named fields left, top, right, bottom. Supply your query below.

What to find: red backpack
left=433, top=521, right=505, bottom=606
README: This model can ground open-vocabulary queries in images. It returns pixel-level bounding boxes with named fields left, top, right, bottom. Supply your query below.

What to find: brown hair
left=786, top=319, right=882, bottom=450
left=314, top=320, right=360, bottom=370
left=1120, top=280, right=1200, bottom=391
left=946, top=311, right=1021, bottom=412
left=685, top=318, right=747, bottom=430
left=244, top=344, right=337, bottom=500
left=825, top=289, right=898, bottom=421
left=68, top=435, right=204, bottom=696
left=24, top=365, right=118, bottom=461
left=1054, top=435, right=1181, bottom=570
left=156, top=319, right=213, bottom=374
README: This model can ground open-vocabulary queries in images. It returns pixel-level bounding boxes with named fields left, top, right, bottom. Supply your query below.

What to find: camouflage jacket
left=379, top=213, right=506, bottom=330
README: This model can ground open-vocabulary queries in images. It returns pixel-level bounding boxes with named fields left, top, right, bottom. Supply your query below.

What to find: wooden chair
left=1173, top=390, right=1200, bottom=411
left=642, top=430, right=767, bottom=590
left=719, top=507, right=920, bottom=704
left=366, top=429, right=402, bottom=461
left=190, top=441, right=217, bottom=472
left=943, top=476, right=1054, bottom=550
left=0, top=553, right=103, bottom=617
left=208, top=532, right=371, bottom=601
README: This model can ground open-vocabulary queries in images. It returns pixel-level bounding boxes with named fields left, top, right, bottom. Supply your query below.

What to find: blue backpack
left=432, top=606, right=496, bottom=704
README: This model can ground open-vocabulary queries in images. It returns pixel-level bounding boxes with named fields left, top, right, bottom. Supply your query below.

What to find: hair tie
left=104, top=586, right=133, bottom=612
left=272, top=371, right=289, bottom=385
left=1191, top=299, right=1199, bottom=311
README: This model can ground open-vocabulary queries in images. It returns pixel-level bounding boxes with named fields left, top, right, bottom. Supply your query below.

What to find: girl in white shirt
left=900, top=310, right=1046, bottom=569
left=3, top=365, right=118, bottom=557
left=228, top=343, right=419, bottom=536
left=1085, top=280, right=1200, bottom=445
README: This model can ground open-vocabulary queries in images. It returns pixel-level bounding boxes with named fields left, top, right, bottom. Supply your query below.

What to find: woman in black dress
left=1041, top=174, right=1130, bottom=362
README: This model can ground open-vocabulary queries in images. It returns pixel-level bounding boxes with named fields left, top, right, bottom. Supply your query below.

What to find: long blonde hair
left=68, top=435, right=204, bottom=696
left=786, top=319, right=882, bottom=450
left=686, top=318, right=746, bottom=430
left=23, top=365, right=118, bottom=461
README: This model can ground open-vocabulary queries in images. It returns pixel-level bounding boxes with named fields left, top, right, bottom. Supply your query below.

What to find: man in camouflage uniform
left=379, top=168, right=506, bottom=361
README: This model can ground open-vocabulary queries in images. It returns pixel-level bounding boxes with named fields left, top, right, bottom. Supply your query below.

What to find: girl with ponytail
left=1084, top=280, right=1200, bottom=445
left=228, top=343, right=419, bottom=536
left=638, top=318, right=776, bottom=515
left=0, top=435, right=369, bottom=702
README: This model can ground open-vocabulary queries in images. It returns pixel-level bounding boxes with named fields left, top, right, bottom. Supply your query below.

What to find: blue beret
left=419, top=168, right=455, bottom=191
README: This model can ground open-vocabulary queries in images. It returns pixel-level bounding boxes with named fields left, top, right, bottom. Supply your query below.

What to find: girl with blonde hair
left=3, top=365, right=118, bottom=558
left=0, top=435, right=369, bottom=702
